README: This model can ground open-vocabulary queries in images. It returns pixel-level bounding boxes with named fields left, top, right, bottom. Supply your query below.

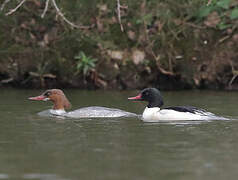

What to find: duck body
left=142, top=106, right=225, bottom=122
left=29, top=89, right=137, bottom=119
left=129, top=88, right=228, bottom=122
left=37, top=107, right=136, bottom=118
left=66, top=106, right=137, bottom=118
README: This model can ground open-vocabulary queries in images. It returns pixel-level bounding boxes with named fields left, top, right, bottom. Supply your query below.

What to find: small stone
left=132, top=49, right=145, bottom=65
left=107, top=50, right=124, bottom=60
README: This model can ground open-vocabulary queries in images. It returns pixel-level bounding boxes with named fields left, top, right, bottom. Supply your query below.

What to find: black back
left=164, top=106, right=206, bottom=114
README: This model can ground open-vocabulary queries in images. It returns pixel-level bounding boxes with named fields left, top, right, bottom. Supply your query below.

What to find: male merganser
left=128, top=88, right=227, bottom=122
left=29, top=89, right=137, bottom=118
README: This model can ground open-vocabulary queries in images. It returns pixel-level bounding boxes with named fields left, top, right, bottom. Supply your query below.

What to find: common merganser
left=29, top=89, right=137, bottom=118
left=128, top=88, right=227, bottom=122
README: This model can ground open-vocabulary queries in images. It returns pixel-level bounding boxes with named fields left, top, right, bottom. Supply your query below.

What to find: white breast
left=50, top=109, right=66, bottom=116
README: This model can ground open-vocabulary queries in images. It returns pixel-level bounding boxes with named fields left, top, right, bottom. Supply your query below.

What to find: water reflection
left=23, top=173, right=69, bottom=180
left=0, top=174, right=8, bottom=179
left=0, top=173, right=69, bottom=180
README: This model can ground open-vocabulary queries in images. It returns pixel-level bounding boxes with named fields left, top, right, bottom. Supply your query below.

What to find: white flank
left=50, top=109, right=66, bottom=116
left=142, top=107, right=223, bottom=122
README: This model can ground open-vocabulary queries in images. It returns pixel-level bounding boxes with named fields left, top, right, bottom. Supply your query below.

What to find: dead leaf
left=127, top=30, right=136, bottom=40
left=107, top=50, right=124, bottom=60
left=98, top=4, right=108, bottom=12
left=204, top=12, right=220, bottom=28
left=44, top=33, right=49, bottom=45
left=96, top=18, right=104, bottom=32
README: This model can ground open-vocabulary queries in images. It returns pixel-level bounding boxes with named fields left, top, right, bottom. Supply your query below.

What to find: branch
left=51, top=0, right=90, bottom=29
left=2, top=0, right=92, bottom=29
left=5, top=0, right=26, bottom=16
left=116, top=0, right=124, bottom=32
left=229, top=61, right=238, bottom=87
left=151, top=49, right=175, bottom=76
left=0, top=0, right=11, bottom=11
left=157, top=66, right=175, bottom=76
left=229, top=74, right=238, bottom=87
left=41, top=0, right=50, bottom=18
left=142, top=13, right=175, bottom=76
left=184, top=22, right=205, bottom=29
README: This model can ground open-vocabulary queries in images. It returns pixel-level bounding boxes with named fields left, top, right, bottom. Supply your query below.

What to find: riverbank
left=0, top=0, right=238, bottom=90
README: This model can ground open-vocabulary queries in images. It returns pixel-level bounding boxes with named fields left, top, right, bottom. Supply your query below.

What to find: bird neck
left=147, top=98, right=164, bottom=108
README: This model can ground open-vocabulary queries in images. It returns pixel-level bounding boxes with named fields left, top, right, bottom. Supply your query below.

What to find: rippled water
left=1, top=88, right=238, bottom=180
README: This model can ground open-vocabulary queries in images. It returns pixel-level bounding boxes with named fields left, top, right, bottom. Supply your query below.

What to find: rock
left=127, top=30, right=136, bottom=40
left=232, top=34, right=238, bottom=42
left=107, top=50, right=124, bottom=60
left=132, top=49, right=145, bottom=65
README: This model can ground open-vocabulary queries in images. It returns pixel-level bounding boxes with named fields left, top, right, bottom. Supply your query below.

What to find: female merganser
left=29, top=89, right=137, bottom=118
left=128, top=88, right=227, bottom=122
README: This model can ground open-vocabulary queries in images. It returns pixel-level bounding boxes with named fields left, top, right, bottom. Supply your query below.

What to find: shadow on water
left=0, top=89, right=238, bottom=180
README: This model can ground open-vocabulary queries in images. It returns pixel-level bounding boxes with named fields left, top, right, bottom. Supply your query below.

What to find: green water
left=0, top=89, right=238, bottom=180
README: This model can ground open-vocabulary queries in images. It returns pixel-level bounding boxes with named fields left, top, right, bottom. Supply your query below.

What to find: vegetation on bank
left=0, top=0, right=238, bottom=90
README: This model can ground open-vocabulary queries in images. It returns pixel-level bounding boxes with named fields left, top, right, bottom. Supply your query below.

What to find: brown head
left=29, top=89, right=71, bottom=110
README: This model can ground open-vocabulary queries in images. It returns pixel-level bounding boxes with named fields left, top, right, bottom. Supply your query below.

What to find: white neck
left=142, top=107, right=161, bottom=122
left=50, top=109, right=66, bottom=116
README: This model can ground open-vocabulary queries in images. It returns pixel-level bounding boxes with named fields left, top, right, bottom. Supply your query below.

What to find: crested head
left=29, top=89, right=71, bottom=110
left=128, top=87, right=164, bottom=108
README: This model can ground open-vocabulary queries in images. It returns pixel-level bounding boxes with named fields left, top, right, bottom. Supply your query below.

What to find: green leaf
left=79, top=51, right=85, bottom=57
left=218, top=22, right=232, bottom=30
left=83, top=66, right=89, bottom=75
left=77, top=63, right=82, bottom=69
left=74, top=51, right=97, bottom=76
left=88, top=61, right=95, bottom=67
left=143, top=14, right=153, bottom=23
left=197, top=6, right=214, bottom=18
left=230, top=8, right=238, bottom=20
left=135, top=19, right=143, bottom=24
left=217, top=0, right=231, bottom=9
left=74, top=55, right=81, bottom=60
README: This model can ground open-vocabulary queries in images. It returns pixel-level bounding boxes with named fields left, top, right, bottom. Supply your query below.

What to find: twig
left=157, top=66, right=175, bottom=76
left=5, top=0, right=26, bottom=16
left=116, top=0, right=124, bottom=32
left=229, top=61, right=238, bottom=87
left=51, top=0, right=78, bottom=28
left=229, top=74, right=238, bottom=87
left=142, top=12, right=175, bottom=76
left=150, top=49, right=175, bottom=76
left=0, top=0, right=11, bottom=11
left=207, top=0, right=212, bottom=6
left=41, top=0, right=50, bottom=18
left=3, top=0, right=91, bottom=29
left=1, top=77, right=13, bottom=83
left=218, top=35, right=230, bottom=43
left=51, top=0, right=89, bottom=29
left=184, top=22, right=205, bottom=29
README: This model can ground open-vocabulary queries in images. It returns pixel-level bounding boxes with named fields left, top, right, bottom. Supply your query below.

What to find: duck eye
left=143, top=91, right=149, bottom=96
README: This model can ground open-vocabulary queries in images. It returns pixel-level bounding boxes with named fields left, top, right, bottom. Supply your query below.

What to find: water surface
left=0, top=89, right=238, bottom=180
